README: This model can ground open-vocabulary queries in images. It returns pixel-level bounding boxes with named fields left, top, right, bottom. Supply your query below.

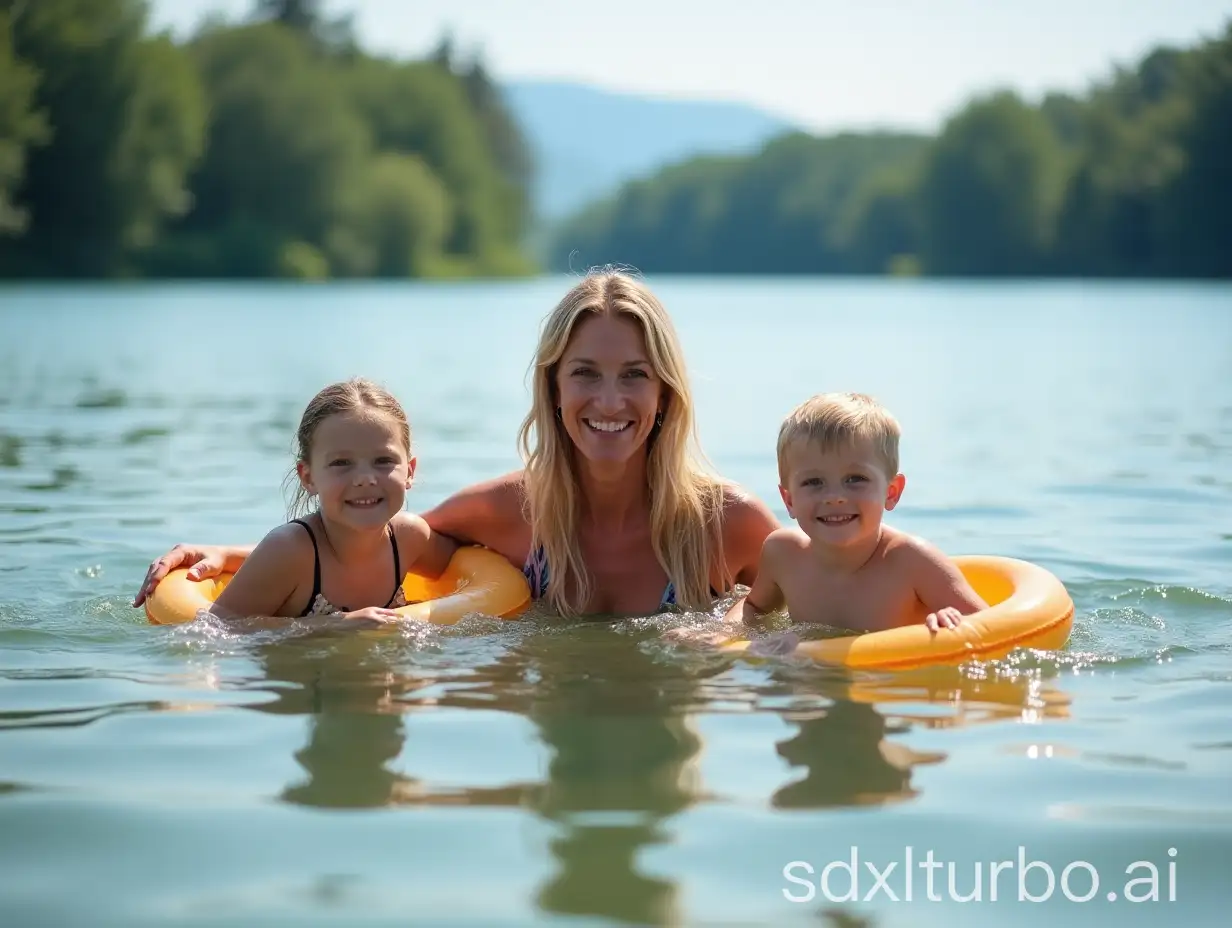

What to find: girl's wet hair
left=283, top=378, right=411, bottom=518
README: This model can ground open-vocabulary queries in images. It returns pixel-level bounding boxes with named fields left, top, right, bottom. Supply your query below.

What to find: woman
left=133, top=271, right=779, bottom=617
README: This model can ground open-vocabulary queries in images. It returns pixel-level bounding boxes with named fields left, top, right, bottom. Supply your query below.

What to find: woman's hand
left=133, top=544, right=233, bottom=607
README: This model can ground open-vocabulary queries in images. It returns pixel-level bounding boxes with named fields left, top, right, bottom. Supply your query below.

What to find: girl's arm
left=206, top=525, right=307, bottom=626
left=205, top=525, right=402, bottom=633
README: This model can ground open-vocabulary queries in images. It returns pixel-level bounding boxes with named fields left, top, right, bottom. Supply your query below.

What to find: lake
left=1, top=277, right=1229, bottom=926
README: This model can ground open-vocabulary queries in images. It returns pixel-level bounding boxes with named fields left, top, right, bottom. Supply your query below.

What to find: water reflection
left=514, top=629, right=708, bottom=926
left=764, top=662, right=1073, bottom=810
left=771, top=699, right=943, bottom=809
left=231, top=623, right=1074, bottom=925
left=236, top=625, right=714, bottom=926
left=240, top=636, right=430, bottom=809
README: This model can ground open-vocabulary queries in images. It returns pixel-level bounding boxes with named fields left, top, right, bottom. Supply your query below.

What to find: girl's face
left=297, top=411, right=415, bottom=530
left=554, top=313, right=665, bottom=467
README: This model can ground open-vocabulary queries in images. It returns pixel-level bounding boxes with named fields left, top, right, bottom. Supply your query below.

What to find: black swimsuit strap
left=291, top=518, right=402, bottom=614
left=385, top=523, right=402, bottom=608
left=291, top=518, right=322, bottom=616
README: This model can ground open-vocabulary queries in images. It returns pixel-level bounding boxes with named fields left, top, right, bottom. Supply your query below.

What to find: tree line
left=551, top=22, right=1232, bottom=278
left=0, top=0, right=533, bottom=279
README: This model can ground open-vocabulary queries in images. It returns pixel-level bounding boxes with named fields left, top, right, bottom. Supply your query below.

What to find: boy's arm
left=665, top=531, right=788, bottom=648
left=722, top=532, right=788, bottom=627
left=907, top=540, right=989, bottom=632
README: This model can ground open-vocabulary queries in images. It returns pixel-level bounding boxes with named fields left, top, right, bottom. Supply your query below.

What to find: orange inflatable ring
left=145, top=546, right=531, bottom=626
left=719, top=555, right=1074, bottom=671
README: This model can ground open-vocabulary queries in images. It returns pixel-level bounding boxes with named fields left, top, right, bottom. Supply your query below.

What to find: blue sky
left=148, top=0, right=1232, bottom=131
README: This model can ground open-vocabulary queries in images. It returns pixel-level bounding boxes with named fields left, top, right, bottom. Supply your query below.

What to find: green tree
left=0, top=8, right=50, bottom=237
left=251, top=0, right=356, bottom=56
left=5, top=0, right=205, bottom=276
left=1155, top=24, right=1232, bottom=276
left=344, top=57, right=518, bottom=266
left=918, top=91, right=1066, bottom=275
left=357, top=153, right=451, bottom=277
left=461, top=57, right=533, bottom=227
left=833, top=165, right=922, bottom=274
left=171, top=23, right=370, bottom=274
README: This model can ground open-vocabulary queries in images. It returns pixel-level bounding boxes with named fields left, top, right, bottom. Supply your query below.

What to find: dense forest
left=3, top=2, right=1229, bottom=280
left=0, top=0, right=532, bottom=279
left=551, top=22, right=1232, bottom=278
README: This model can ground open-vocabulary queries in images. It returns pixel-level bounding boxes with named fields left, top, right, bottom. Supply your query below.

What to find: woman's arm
left=133, top=542, right=255, bottom=607
left=419, top=470, right=531, bottom=567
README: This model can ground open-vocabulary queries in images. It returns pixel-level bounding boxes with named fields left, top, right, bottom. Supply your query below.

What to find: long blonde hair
left=516, top=271, right=729, bottom=615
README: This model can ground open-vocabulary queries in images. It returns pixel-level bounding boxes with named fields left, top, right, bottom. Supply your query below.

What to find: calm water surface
left=1, top=278, right=1230, bottom=926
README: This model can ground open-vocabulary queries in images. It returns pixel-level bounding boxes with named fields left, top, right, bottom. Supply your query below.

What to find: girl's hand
left=133, top=544, right=229, bottom=606
left=338, top=606, right=403, bottom=628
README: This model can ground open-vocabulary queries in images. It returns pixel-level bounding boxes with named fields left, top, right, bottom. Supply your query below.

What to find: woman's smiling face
left=554, top=312, right=665, bottom=466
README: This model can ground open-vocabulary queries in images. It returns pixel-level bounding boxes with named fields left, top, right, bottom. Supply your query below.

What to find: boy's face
left=778, top=437, right=905, bottom=550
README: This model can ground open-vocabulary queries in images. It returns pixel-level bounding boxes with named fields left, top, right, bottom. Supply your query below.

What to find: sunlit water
left=1, top=278, right=1230, bottom=926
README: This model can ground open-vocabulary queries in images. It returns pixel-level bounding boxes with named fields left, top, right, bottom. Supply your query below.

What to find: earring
left=555, top=407, right=563, bottom=420
left=654, top=411, right=664, bottom=428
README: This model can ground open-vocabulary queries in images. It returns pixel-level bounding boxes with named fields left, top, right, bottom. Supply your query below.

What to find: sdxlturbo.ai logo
left=783, top=847, right=1177, bottom=904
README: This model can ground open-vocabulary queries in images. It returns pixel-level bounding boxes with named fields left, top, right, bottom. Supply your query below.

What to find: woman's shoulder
left=712, top=479, right=781, bottom=584
left=419, top=469, right=530, bottom=555
left=715, top=479, right=778, bottom=526
left=444, top=470, right=527, bottom=515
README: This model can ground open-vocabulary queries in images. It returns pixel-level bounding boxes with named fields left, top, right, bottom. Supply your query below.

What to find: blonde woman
left=133, top=272, right=779, bottom=617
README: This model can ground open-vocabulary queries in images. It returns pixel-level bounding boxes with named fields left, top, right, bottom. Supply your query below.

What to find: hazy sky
left=148, top=0, right=1232, bottom=131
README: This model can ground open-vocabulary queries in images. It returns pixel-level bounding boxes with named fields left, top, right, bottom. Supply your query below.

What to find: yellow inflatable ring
left=145, top=546, right=531, bottom=626
left=719, top=555, right=1074, bottom=671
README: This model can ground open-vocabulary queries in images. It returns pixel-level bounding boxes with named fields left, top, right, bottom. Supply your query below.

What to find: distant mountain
left=502, top=81, right=796, bottom=223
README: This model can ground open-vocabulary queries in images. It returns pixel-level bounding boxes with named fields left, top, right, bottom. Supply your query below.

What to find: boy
left=727, top=392, right=987, bottom=636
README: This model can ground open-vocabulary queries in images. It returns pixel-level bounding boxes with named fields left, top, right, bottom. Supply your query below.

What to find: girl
left=206, top=378, right=455, bottom=630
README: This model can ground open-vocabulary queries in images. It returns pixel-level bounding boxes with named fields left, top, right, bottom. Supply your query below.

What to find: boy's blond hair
left=776, top=392, right=901, bottom=482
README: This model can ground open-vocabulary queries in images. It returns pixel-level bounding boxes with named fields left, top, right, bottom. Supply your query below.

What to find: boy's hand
left=663, top=627, right=737, bottom=649
left=747, top=630, right=801, bottom=657
left=925, top=607, right=964, bottom=632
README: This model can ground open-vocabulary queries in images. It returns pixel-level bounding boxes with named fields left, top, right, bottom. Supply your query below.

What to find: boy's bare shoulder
left=763, top=526, right=811, bottom=558
left=881, top=526, right=961, bottom=575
